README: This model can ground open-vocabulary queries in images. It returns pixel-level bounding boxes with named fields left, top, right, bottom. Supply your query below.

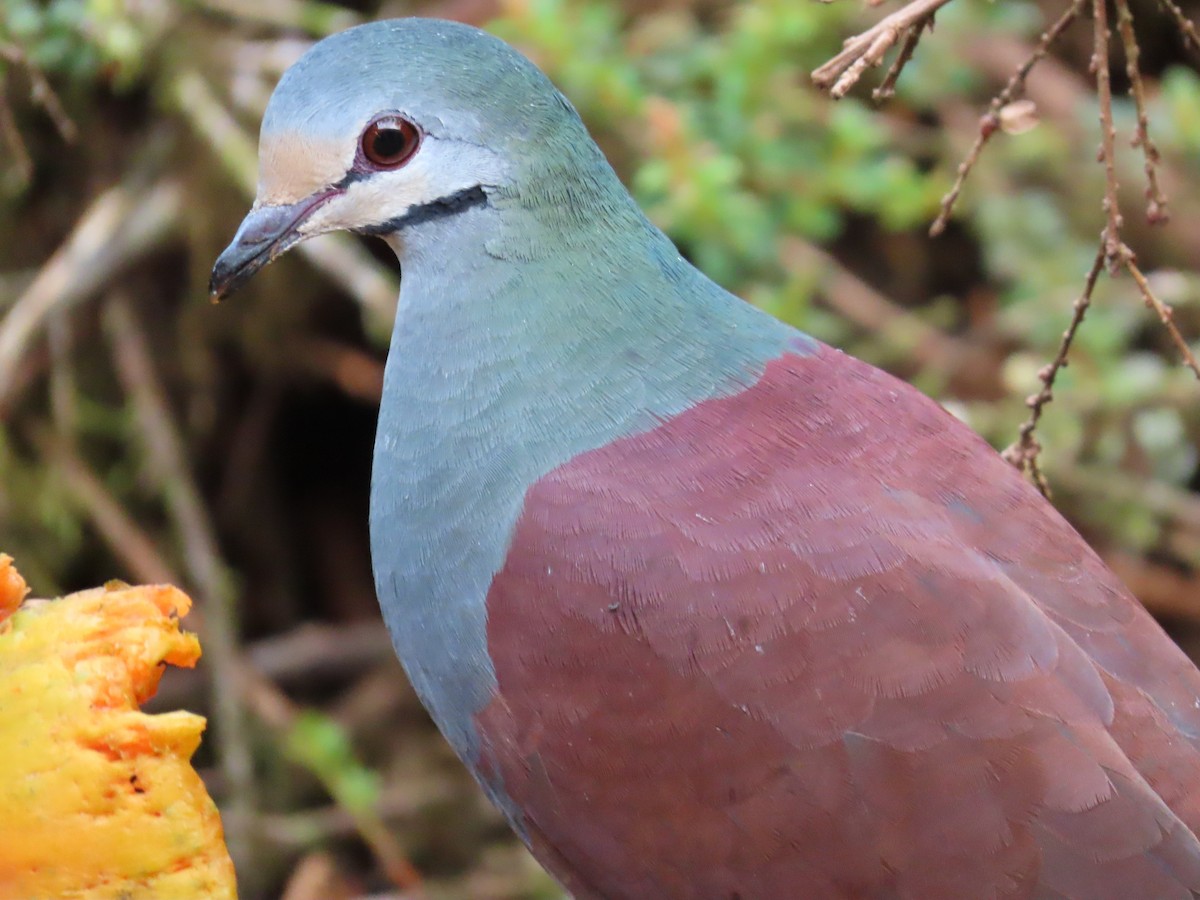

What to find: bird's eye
left=360, top=115, right=421, bottom=169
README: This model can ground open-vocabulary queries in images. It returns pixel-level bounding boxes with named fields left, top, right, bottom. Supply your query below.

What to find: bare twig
left=1002, top=245, right=1106, bottom=497
left=1092, top=0, right=1127, bottom=270
left=1154, top=0, right=1200, bottom=55
left=964, top=3, right=1197, bottom=479
left=0, top=41, right=79, bottom=143
left=1088, top=0, right=1198, bottom=379
left=260, top=783, right=459, bottom=851
left=103, top=295, right=258, bottom=868
left=1126, top=258, right=1200, bottom=379
left=38, top=433, right=180, bottom=586
left=781, top=237, right=970, bottom=363
left=189, top=0, right=358, bottom=35
left=811, top=0, right=955, bottom=98
left=873, top=17, right=930, bottom=101
left=1113, top=0, right=1169, bottom=224
left=155, top=622, right=397, bottom=708
left=286, top=337, right=385, bottom=403
left=0, top=178, right=182, bottom=409
left=1004, top=171, right=1197, bottom=490
left=47, top=308, right=77, bottom=436
left=931, top=0, right=1086, bottom=235
left=0, top=83, right=32, bottom=184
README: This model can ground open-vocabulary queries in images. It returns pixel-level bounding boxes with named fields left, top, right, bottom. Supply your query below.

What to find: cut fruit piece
left=0, top=563, right=236, bottom=899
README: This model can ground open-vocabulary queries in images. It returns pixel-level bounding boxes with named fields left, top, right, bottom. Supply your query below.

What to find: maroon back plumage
left=474, top=344, right=1200, bottom=898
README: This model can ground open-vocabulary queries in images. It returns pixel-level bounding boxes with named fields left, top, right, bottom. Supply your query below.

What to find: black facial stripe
left=356, top=185, right=489, bottom=237
left=332, top=168, right=374, bottom=190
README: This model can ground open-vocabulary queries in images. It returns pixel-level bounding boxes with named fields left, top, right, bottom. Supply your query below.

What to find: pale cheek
left=307, top=173, right=435, bottom=233
left=345, top=170, right=435, bottom=218
left=257, top=132, right=351, bottom=206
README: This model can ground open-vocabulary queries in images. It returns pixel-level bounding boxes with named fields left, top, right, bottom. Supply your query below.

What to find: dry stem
left=0, top=178, right=182, bottom=411
left=1113, top=0, right=1169, bottom=224
left=811, top=0, right=955, bottom=98
left=873, top=18, right=930, bottom=101
left=1126, top=259, right=1200, bottom=379
left=1092, top=0, right=1126, bottom=269
left=1154, top=0, right=1200, bottom=55
left=0, top=41, right=78, bottom=143
left=1003, top=246, right=1105, bottom=497
left=38, top=433, right=180, bottom=585
left=0, top=82, right=32, bottom=184
left=930, top=0, right=1086, bottom=235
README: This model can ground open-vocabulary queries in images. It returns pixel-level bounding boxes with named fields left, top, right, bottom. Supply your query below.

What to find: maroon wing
left=474, top=344, right=1200, bottom=899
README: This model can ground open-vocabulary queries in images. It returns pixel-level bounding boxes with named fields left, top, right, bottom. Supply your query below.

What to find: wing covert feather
left=474, top=345, right=1200, bottom=898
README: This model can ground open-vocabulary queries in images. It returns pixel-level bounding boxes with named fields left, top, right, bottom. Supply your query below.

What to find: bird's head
left=210, top=18, right=588, bottom=299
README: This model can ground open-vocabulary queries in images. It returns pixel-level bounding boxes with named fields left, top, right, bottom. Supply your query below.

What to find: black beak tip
left=208, top=265, right=236, bottom=303
left=208, top=242, right=269, bottom=302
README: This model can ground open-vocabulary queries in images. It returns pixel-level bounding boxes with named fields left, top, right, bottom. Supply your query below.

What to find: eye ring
left=359, top=115, right=421, bottom=169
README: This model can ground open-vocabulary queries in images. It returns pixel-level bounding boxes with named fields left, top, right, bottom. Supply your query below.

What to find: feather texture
left=216, top=20, right=1200, bottom=896
left=475, top=345, right=1200, bottom=898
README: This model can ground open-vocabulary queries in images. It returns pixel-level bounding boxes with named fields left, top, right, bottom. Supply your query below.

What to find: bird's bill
left=209, top=191, right=335, bottom=300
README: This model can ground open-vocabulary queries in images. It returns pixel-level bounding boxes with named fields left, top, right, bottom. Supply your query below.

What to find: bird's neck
left=368, top=186, right=805, bottom=768
left=383, top=191, right=798, bottom=459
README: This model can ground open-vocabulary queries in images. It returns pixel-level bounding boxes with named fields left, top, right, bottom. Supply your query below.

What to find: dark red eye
left=360, top=115, right=421, bottom=169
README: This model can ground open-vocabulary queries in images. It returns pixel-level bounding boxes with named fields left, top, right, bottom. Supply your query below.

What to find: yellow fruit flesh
left=0, top=566, right=236, bottom=899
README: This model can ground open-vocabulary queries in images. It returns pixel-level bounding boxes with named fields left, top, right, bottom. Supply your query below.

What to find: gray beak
left=209, top=192, right=336, bottom=300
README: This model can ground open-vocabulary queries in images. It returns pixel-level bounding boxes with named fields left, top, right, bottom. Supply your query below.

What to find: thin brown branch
left=873, top=17, right=930, bottom=101
left=779, top=237, right=984, bottom=378
left=1093, top=0, right=1127, bottom=270
left=154, top=622, right=398, bottom=709
left=0, top=81, right=32, bottom=184
left=259, top=783, right=459, bottom=851
left=47, top=309, right=78, bottom=435
left=931, top=0, right=1086, bottom=235
left=811, top=0, right=955, bottom=98
left=1005, top=240, right=1200, bottom=495
left=0, top=178, right=182, bottom=411
left=1003, top=244, right=1106, bottom=497
left=1126, top=257, right=1200, bottom=379
left=0, top=42, right=78, bottom=143
left=38, top=433, right=180, bottom=586
left=1154, top=0, right=1200, bottom=55
left=1088, top=0, right=1196, bottom=380
left=1113, top=0, right=1169, bottom=224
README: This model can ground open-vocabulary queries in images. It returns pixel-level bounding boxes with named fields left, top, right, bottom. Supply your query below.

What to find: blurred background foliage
left=2, top=0, right=1199, bottom=896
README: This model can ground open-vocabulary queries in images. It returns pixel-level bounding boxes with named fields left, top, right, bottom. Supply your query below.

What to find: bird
left=211, top=18, right=1200, bottom=899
